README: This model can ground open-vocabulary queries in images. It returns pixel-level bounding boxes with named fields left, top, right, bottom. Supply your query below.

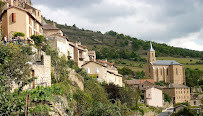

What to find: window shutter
left=12, top=13, right=16, bottom=22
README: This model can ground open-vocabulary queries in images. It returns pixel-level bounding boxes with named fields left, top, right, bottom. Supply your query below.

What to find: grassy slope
left=44, top=19, right=203, bottom=71
left=113, top=57, right=203, bottom=72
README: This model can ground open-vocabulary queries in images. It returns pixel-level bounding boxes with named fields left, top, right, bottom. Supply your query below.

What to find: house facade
left=145, top=42, right=185, bottom=84
left=163, top=84, right=190, bottom=103
left=47, top=34, right=70, bottom=57
left=190, top=94, right=202, bottom=106
left=144, top=87, right=163, bottom=107
left=0, top=0, right=42, bottom=40
left=47, top=35, right=90, bottom=67
left=82, top=61, right=123, bottom=87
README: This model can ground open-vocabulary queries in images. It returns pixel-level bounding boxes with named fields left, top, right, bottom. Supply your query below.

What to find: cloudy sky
left=32, top=0, right=203, bottom=51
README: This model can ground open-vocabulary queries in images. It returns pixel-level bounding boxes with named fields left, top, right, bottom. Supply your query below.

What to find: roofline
left=42, top=28, right=60, bottom=30
left=0, top=6, right=42, bottom=26
left=81, top=61, right=107, bottom=67
left=107, top=71, right=123, bottom=77
left=152, top=64, right=183, bottom=66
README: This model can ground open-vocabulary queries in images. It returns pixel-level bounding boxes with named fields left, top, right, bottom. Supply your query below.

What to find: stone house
left=144, top=86, right=163, bottom=107
left=163, top=84, right=190, bottom=103
left=82, top=61, right=123, bottom=87
left=42, top=23, right=63, bottom=37
left=125, top=79, right=155, bottom=91
left=0, top=6, right=42, bottom=40
left=47, top=34, right=90, bottom=67
left=145, top=42, right=185, bottom=84
left=190, top=94, right=202, bottom=106
left=69, top=41, right=89, bottom=67
left=47, top=34, right=70, bottom=57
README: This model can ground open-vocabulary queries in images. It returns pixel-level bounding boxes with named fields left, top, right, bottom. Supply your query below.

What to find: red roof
left=97, top=60, right=114, bottom=66
left=139, top=79, right=154, bottom=84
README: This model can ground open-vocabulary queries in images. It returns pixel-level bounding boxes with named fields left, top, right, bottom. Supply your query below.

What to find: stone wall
left=32, top=54, right=51, bottom=87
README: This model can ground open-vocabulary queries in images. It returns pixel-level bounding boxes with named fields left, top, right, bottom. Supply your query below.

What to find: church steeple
left=149, top=42, right=155, bottom=51
left=147, top=42, right=156, bottom=63
left=146, top=42, right=156, bottom=78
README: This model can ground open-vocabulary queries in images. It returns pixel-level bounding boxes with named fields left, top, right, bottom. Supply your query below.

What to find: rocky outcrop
left=68, top=69, right=84, bottom=91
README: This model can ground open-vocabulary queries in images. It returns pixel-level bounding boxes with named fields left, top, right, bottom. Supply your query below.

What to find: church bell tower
left=145, top=42, right=156, bottom=78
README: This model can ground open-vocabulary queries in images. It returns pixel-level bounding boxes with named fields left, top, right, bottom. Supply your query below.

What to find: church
left=145, top=42, right=185, bottom=84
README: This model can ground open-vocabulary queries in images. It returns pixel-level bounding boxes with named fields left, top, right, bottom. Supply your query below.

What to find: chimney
left=77, top=41, right=81, bottom=45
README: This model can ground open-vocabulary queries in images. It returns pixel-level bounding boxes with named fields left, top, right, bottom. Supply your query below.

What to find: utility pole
left=25, top=94, right=29, bottom=116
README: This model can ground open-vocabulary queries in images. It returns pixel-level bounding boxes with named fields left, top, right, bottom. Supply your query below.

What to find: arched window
left=161, top=68, right=162, bottom=75
left=176, top=68, right=178, bottom=75
left=167, top=68, right=169, bottom=75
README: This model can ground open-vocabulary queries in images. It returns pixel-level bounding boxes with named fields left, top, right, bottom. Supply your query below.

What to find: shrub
left=31, top=35, right=45, bottom=46
left=13, top=32, right=25, bottom=37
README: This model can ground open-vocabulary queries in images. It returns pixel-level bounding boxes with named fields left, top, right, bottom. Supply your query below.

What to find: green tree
left=31, top=35, right=45, bottom=47
left=13, top=32, right=25, bottom=37
left=0, top=0, right=5, bottom=12
left=163, top=93, right=171, bottom=103
left=0, top=44, right=32, bottom=93
left=118, top=67, right=133, bottom=75
left=171, top=107, right=197, bottom=116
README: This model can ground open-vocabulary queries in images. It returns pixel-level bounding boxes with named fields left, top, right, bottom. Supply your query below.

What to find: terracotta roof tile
left=139, top=79, right=154, bottom=84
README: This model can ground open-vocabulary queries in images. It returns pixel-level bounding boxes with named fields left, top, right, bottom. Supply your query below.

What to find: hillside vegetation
left=43, top=18, right=203, bottom=87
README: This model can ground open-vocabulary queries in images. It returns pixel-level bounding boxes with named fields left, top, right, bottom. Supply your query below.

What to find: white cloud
left=33, top=0, right=203, bottom=51
left=168, top=32, right=203, bottom=51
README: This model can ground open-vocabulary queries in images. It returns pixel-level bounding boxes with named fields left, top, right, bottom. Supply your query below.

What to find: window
left=12, top=13, right=16, bottom=22
left=167, top=68, right=169, bottom=75
left=176, top=68, right=178, bottom=75
left=194, top=101, right=196, bottom=105
left=87, top=68, right=90, bottom=74
left=161, top=68, right=162, bottom=75
left=29, top=17, right=31, bottom=25
left=96, top=67, right=99, bottom=73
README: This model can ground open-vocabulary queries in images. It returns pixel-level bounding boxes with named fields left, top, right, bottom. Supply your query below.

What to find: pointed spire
left=149, top=42, right=155, bottom=51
